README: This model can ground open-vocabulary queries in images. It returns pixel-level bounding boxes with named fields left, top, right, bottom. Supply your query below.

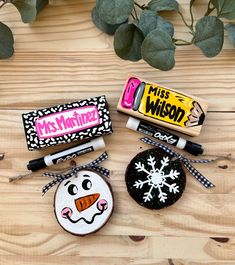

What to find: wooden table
left=0, top=0, right=235, bottom=264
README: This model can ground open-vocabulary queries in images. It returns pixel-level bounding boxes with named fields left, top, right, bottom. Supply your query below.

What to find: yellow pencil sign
left=118, top=75, right=207, bottom=136
left=138, top=84, right=195, bottom=127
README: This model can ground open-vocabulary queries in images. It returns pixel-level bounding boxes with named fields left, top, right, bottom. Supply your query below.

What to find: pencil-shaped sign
left=117, top=75, right=208, bottom=136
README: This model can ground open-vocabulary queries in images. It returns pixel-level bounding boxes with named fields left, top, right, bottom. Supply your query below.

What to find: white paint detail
left=126, top=117, right=139, bottom=131
left=134, top=155, right=180, bottom=203
left=54, top=170, right=113, bottom=235
left=176, top=138, right=186, bottom=149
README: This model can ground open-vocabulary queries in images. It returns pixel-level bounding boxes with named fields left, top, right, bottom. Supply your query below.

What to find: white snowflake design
left=134, top=155, right=180, bottom=203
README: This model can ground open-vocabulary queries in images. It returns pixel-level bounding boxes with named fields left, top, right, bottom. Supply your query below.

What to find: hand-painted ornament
left=126, top=148, right=186, bottom=209
left=54, top=169, right=113, bottom=236
left=125, top=137, right=215, bottom=210
left=43, top=152, right=113, bottom=236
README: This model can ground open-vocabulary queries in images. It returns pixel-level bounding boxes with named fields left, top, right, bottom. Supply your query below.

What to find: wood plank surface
left=0, top=0, right=235, bottom=264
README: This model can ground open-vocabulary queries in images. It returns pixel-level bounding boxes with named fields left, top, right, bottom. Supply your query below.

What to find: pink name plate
left=22, top=96, right=112, bottom=150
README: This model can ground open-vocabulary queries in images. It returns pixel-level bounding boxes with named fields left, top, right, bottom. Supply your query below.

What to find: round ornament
left=54, top=169, right=113, bottom=236
left=125, top=148, right=186, bottom=209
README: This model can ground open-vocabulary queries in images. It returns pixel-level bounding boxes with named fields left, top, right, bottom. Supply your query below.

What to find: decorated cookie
left=54, top=169, right=113, bottom=236
left=125, top=148, right=186, bottom=209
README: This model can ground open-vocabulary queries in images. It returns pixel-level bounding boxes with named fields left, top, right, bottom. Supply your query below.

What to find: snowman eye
left=82, top=179, right=92, bottom=190
left=67, top=184, right=78, bottom=195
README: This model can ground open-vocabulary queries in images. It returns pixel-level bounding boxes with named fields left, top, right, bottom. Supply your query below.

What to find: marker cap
left=184, top=141, right=203, bottom=156
left=93, top=137, right=106, bottom=150
left=27, top=157, right=46, bottom=172
left=126, top=116, right=140, bottom=131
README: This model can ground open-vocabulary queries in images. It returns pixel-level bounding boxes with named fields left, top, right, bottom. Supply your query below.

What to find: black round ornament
left=125, top=148, right=186, bottom=209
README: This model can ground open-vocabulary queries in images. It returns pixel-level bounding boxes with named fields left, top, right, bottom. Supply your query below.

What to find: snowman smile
left=61, top=199, right=108, bottom=224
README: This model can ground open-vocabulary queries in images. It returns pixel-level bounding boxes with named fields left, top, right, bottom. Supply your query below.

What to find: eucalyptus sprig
left=0, top=0, right=48, bottom=59
left=92, top=0, right=235, bottom=71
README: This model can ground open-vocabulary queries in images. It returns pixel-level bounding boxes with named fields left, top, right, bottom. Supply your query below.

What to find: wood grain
left=0, top=51, right=235, bottom=111
left=0, top=0, right=235, bottom=264
left=1, top=257, right=235, bottom=265
left=0, top=232, right=235, bottom=259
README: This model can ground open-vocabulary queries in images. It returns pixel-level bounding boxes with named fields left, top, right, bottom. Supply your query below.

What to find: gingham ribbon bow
left=141, top=137, right=215, bottom=189
left=42, top=152, right=109, bottom=195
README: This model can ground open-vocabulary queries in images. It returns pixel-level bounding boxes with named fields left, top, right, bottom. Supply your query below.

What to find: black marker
left=27, top=137, right=105, bottom=172
left=126, top=117, right=203, bottom=156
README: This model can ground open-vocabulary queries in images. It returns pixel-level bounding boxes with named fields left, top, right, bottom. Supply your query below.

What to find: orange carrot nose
left=75, top=193, right=100, bottom=212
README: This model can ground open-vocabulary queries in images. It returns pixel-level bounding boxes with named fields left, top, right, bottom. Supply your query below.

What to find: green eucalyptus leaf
left=225, top=23, right=235, bottom=47
left=0, top=22, right=14, bottom=59
left=148, top=0, right=179, bottom=12
left=11, top=0, right=37, bottom=23
left=211, top=0, right=235, bottom=20
left=138, top=10, right=174, bottom=37
left=194, top=16, right=224, bottom=58
left=36, top=0, right=49, bottom=13
left=141, top=29, right=175, bottom=71
left=96, top=0, right=134, bottom=24
left=114, top=23, right=144, bottom=61
left=92, top=7, right=126, bottom=35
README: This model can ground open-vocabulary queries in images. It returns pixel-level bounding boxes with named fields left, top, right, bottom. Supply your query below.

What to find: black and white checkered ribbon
left=141, top=137, right=215, bottom=189
left=42, top=152, right=109, bottom=195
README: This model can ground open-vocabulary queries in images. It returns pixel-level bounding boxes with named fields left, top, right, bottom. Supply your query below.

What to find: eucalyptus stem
left=204, top=0, right=215, bottom=16
left=131, top=13, right=136, bottom=20
left=189, top=3, right=194, bottom=28
left=133, top=6, right=139, bottom=21
left=173, top=38, right=192, bottom=46
left=178, top=11, right=193, bottom=31
left=205, top=6, right=215, bottom=16
left=134, top=2, right=145, bottom=10
left=175, top=42, right=192, bottom=46
left=0, top=0, right=12, bottom=7
left=0, top=0, right=6, bottom=8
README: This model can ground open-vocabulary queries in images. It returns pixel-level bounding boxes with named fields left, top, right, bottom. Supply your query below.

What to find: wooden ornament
left=54, top=169, right=113, bottom=236
left=125, top=148, right=186, bottom=210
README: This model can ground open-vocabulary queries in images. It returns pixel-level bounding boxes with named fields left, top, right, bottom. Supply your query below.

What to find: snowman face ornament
left=54, top=169, right=113, bottom=236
